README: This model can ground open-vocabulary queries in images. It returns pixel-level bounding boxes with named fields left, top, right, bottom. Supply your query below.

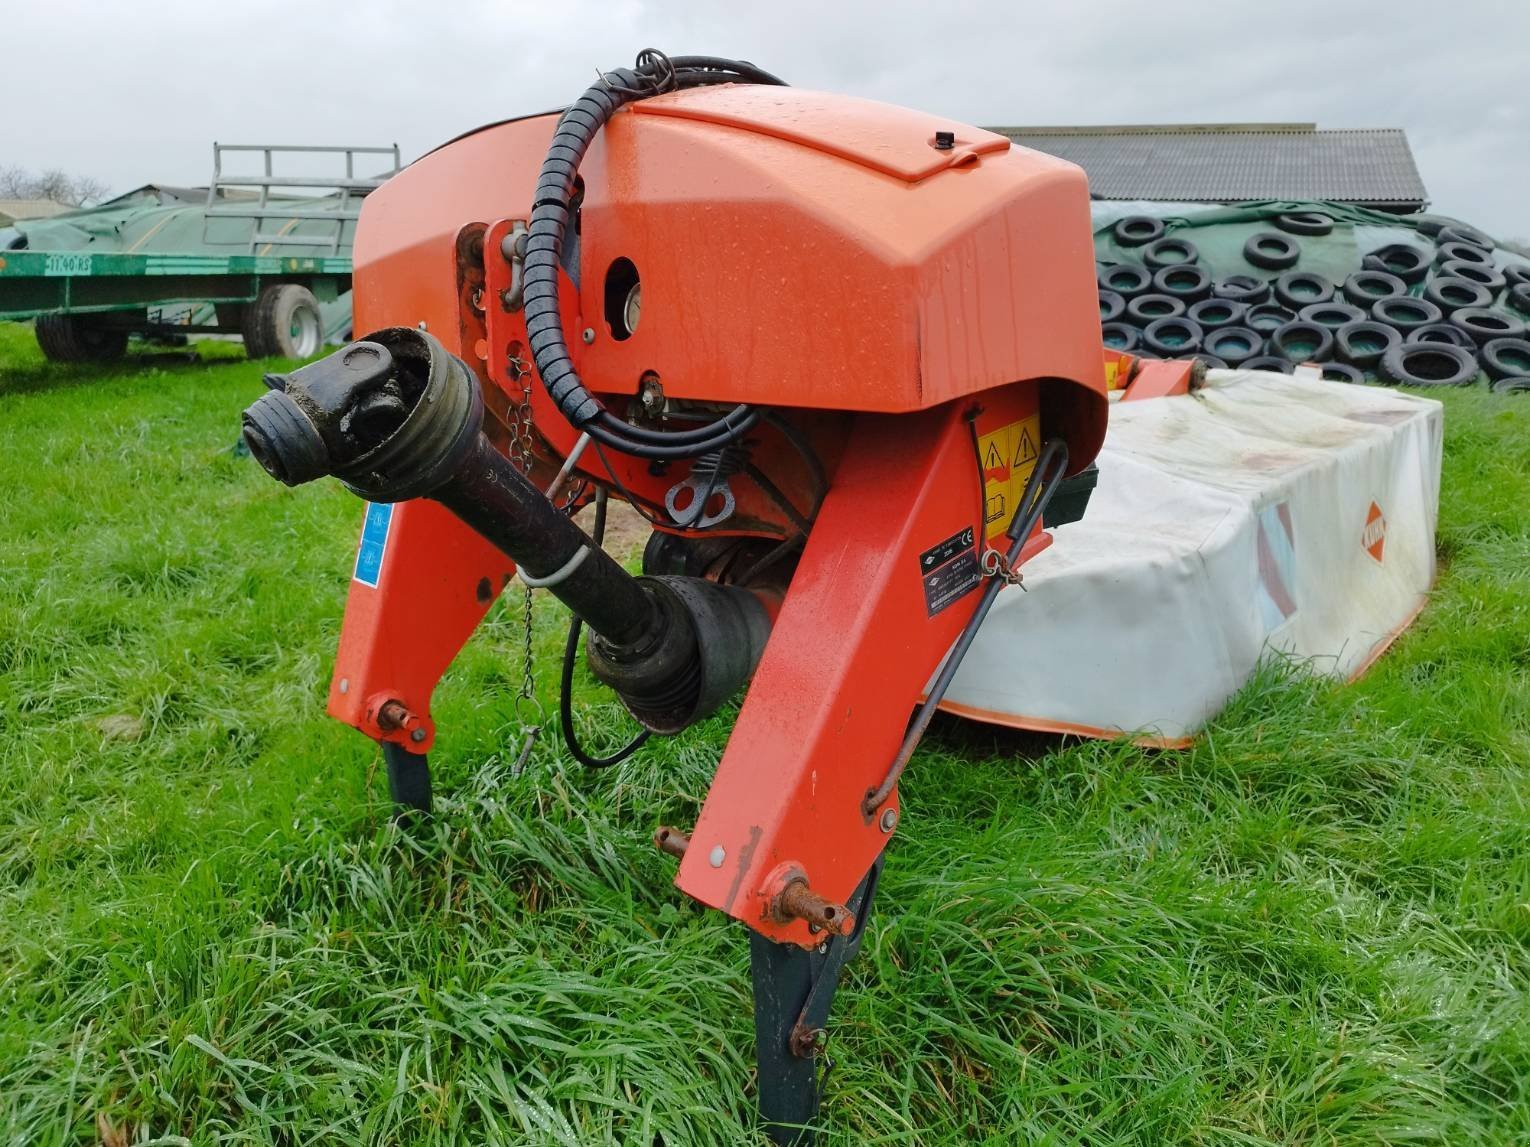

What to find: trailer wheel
left=34, top=314, right=129, bottom=363
left=243, top=284, right=323, bottom=359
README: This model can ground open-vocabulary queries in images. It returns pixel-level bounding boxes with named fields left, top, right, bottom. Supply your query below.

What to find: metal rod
left=432, top=435, right=658, bottom=648
left=861, top=438, right=1070, bottom=814
left=775, top=881, right=854, bottom=936
left=654, top=826, right=690, bottom=857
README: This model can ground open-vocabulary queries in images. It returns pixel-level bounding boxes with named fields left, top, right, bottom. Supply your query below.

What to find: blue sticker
left=353, top=502, right=393, bottom=587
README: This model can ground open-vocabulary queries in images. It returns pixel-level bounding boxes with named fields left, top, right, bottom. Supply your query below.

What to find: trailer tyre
left=1363, top=245, right=1430, bottom=285
left=1142, top=316, right=1204, bottom=357
left=1298, top=301, right=1366, bottom=330
left=1151, top=263, right=1212, bottom=303
left=1491, top=376, right=1530, bottom=395
left=1275, top=211, right=1334, bottom=236
left=243, top=283, right=323, bottom=359
left=34, top=314, right=129, bottom=363
left=1437, top=224, right=1494, bottom=251
left=1481, top=338, right=1530, bottom=380
left=1378, top=343, right=1480, bottom=388
left=1434, top=242, right=1493, bottom=270
left=1245, top=302, right=1296, bottom=333
left=1406, top=323, right=1477, bottom=349
left=1099, top=262, right=1153, bottom=299
left=1213, top=275, right=1271, bottom=304
left=1241, top=355, right=1295, bottom=374
left=1244, top=232, right=1300, bottom=271
left=1188, top=298, right=1247, bottom=330
left=1113, top=215, right=1165, bottom=248
left=1142, top=236, right=1200, bottom=269
left=1371, top=296, right=1442, bottom=332
left=1436, top=260, right=1505, bottom=295
left=1201, top=325, right=1262, bottom=365
left=1320, top=362, right=1366, bottom=384
left=1341, top=270, right=1406, bottom=308
left=1334, top=320, right=1401, bottom=369
left=1273, top=271, right=1336, bottom=310
left=1100, top=321, right=1139, bottom=351
left=1126, top=293, right=1188, bottom=324
left=1267, top=320, right=1335, bottom=364
left=1449, top=308, right=1526, bottom=346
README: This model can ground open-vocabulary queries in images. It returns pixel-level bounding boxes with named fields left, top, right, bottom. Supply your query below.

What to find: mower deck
left=944, top=368, right=1442, bottom=743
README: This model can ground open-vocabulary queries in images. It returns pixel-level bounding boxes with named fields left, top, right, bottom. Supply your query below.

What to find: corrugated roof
left=986, top=124, right=1428, bottom=208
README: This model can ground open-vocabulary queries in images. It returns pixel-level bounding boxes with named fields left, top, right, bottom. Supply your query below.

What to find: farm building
left=992, top=123, right=1429, bottom=213
left=0, top=198, right=70, bottom=225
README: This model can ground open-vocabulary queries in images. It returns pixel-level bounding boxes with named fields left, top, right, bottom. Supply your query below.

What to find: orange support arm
left=676, top=384, right=1039, bottom=946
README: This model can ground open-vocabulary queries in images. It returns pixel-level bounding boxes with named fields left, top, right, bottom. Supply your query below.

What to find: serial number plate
left=44, top=253, right=93, bottom=276
left=919, top=525, right=980, bottom=617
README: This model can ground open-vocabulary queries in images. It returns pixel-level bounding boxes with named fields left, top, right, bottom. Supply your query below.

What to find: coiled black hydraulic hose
left=521, top=50, right=787, bottom=461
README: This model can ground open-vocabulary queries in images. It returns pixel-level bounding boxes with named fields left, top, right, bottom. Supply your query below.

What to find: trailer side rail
left=203, top=143, right=402, bottom=255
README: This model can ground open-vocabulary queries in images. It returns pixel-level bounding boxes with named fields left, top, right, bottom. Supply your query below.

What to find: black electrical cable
left=761, top=411, right=828, bottom=521
left=742, top=462, right=812, bottom=537
left=862, top=437, right=1070, bottom=814
left=520, top=50, right=786, bottom=461
left=589, top=439, right=664, bottom=525
left=559, top=488, right=652, bottom=768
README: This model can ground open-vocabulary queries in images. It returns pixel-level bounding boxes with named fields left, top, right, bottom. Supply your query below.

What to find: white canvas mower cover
left=944, top=368, right=1442, bottom=745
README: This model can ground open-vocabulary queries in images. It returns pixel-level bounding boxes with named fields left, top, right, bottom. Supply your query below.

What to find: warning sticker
left=977, top=414, right=1041, bottom=541
left=353, top=501, right=393, bottom=587
left=919, top=525, right=980, bottom=616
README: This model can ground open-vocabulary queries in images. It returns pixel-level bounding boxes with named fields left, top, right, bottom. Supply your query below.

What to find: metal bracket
left=749, top=857, right=883, bottom=1144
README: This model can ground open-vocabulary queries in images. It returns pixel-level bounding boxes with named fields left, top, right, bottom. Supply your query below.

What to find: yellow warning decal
left=977, top=414, right=1041, bottom=541
left=1104, top=360, right=1121, bottom=391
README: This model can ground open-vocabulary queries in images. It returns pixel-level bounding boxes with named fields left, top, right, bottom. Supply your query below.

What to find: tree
left=0, top=166, right=110, bottom=207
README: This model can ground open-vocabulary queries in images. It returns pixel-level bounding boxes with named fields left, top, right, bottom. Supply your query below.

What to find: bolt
left=655, top=826, right=690, bottom=859
left=817, top=941, right=829, bottom=955
left=775, top=879, right=854, bottom=936
left=469, top=286, right=484, bottom=312
left=338, top=678, right=350, bottom=695
left=879, top=807, right=898, bottom=833
left=410, top=728, right=427, bottom=744
left=708, top=844, right=726, bottom=868
left=639, top=373, right=664, bottom=416
left=377, top=699, right=417, bottom=731
left=581, top=327, right=596, bottom=344
left=417, top=321, right=427, bottom=331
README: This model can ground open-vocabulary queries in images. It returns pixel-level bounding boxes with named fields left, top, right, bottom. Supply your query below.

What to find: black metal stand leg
left=750, top=859, right=883, bottom=1145
left=381, top=742, right=432, bottom=814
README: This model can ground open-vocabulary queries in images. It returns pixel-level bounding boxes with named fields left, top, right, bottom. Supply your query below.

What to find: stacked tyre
left=1098, top=209, right=1530, bottom=392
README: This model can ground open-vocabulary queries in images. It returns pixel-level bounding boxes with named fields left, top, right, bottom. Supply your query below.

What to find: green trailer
left=0, top=143, right=399, bottom=362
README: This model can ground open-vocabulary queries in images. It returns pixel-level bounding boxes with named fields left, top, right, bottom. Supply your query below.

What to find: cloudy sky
left=8, top=1, right=1527, bottom=237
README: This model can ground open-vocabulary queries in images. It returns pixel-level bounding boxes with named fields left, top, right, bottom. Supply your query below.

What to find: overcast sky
left=7, top=1, right=1527, bottom=237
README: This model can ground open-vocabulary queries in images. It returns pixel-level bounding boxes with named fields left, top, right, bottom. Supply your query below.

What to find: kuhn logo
left=1362, top=502, right=1386, bottom=563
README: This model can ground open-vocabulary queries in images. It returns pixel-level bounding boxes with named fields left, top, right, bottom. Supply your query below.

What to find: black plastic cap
left=241, top=390, right=328, bottom=487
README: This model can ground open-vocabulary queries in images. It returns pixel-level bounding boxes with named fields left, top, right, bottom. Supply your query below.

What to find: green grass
left=1, top=319, right=1528, bottom=1145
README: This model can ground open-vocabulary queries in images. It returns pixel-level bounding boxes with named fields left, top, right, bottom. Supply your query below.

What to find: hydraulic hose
left=520, top=50, right=786, bottom=461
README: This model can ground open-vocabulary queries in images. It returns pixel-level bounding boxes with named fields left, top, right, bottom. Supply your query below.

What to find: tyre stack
left=1099, top=211, right=1530, bottom=394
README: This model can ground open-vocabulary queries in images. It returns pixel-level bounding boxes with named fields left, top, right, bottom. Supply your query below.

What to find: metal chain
left=505, top=356, right=544, bottom=772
